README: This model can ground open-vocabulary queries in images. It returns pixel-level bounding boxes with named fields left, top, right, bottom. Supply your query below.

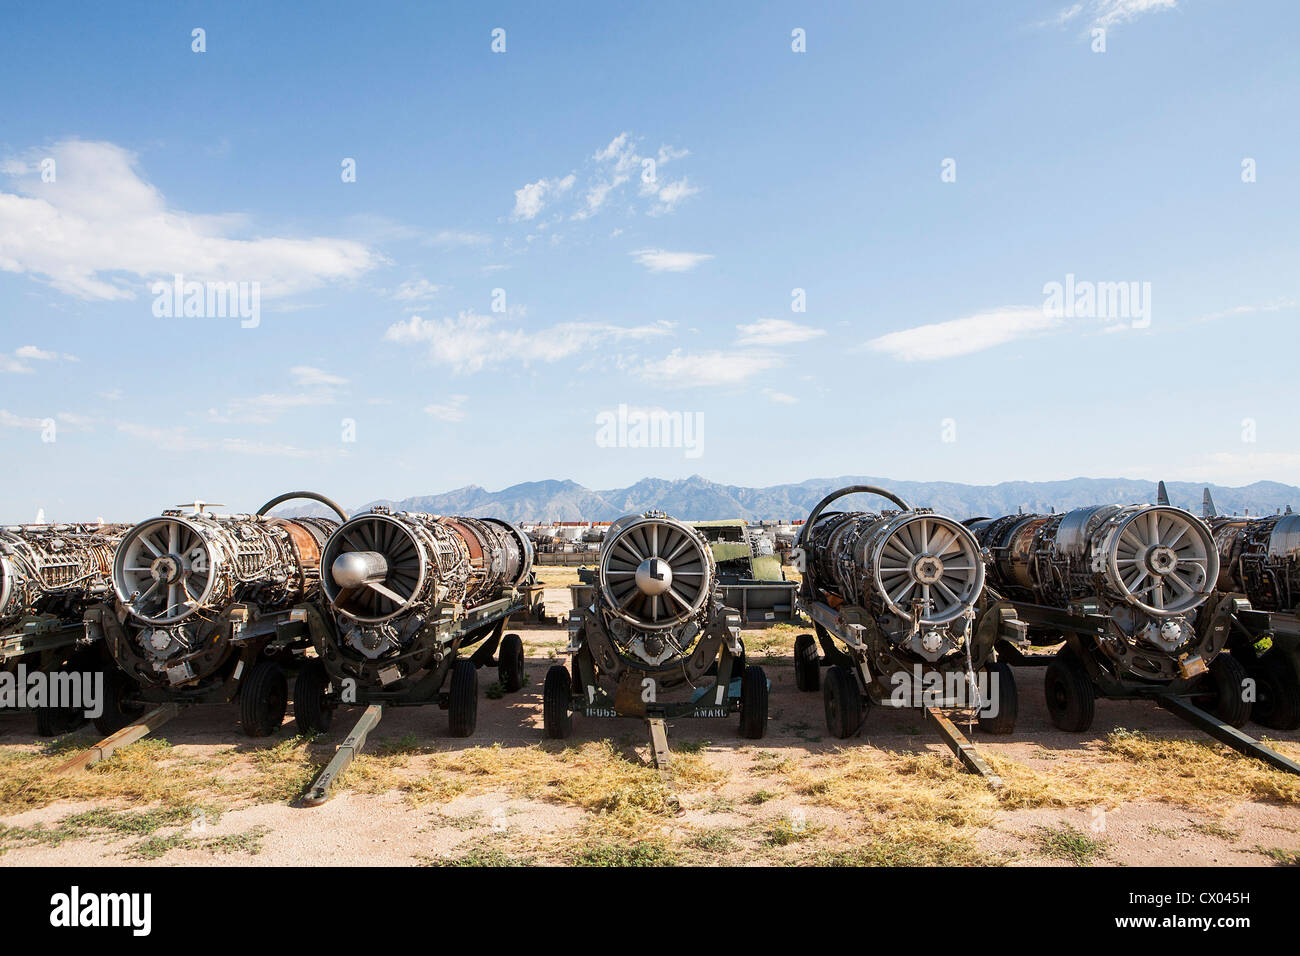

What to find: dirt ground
left=1, top=616, right=1299, bottom=867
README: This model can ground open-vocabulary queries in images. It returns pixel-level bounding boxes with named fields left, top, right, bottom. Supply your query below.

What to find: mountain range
left=277, top=475, right=1300, bottom=522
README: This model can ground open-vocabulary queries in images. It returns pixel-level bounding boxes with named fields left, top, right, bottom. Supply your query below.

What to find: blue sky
left=1, top=0, right=1297, bottom=522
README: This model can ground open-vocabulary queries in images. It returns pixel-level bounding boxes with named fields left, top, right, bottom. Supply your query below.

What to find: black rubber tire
left=977, top=660, right=1018, bottom=735
left=92, top=670, right=146, bottom=737
left=739, top=665, right=769, bottom=739
left=35, top=704, right=85, bottom=737
left=498, top=633, right=525, bottom=693
left=293, top=659, right=334, bottom=735
left=240, top=661, right=288, bottom=737
left=823, top=664, right=863, bottom=739
left=1044, top=649, right=1095, bottom=732
left=543, top=664, right=574, bottom=739
left=1195, top=653, right=1251, bottom=728
left=794, top=633, right=821, bottom=692
left=447, top=658, right=478, bottom=737
left=1247, top=657, right=1300, bottom=731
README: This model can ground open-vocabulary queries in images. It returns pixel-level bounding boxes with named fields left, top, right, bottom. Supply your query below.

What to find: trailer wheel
left=448, top=658, right=479, bottom=737
left=293, top=660, right=334, bottom=735
left=543, top=664, right=574, bottom=739
left=1247, top=657, right=1300, bottom=731
left=977, top=660, right=1018, bottom=735
left=823, top=665, right=863, bottom=738
left=1044, top=649, right=1094, bottom=732
left=498, top=633, right=526, bottom=692
left=35, top=704, right=85, bottom=737
left=794, top=633, right=821, bottom=692
left=92, top=669, right=146, bottom=737
left=739, top=665, right=769, bottom=739
left=240, top=661, right=288, bottom=737
left=1195, top=653, right=1251, bottom=728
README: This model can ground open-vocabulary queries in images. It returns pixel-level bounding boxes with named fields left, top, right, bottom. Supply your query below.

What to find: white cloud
left=206, top=365, right=348, bottom=423
left=290, top=365, right=348, bottom=386
left=518, top=133, right=695, bottom=223
left=385, top=311, right=673, bottom=374
left=512, top=174, right=575, bottom=220
left=631, top=249, right=714, bottom=273
left=638, top=349, right=781, bottom=388
left=0, top=409, right=44, bottom=428
left=647, top=177, right=699, bottom=216
left=116, top=422, right=340, bottom=459
left=1, top=345, right=77, bottom=372
left=100, top=388, right=123, bottom=401
left=736, top=318, right=825, bottom=346
left=866, top=306, right=1059, bottom=361
left=424, top=394, right=468, bottom=422
left=0, top=140, right=380, bottom=300
left=1198, top=298, right=1297, bottom=323
left=15, top=345, right=57, bottom=360
left=1052, top=0, right=1177, bottom=30
left=390, top=278, right=441, bottom=302
left=762, top=388, right=798, bottom=404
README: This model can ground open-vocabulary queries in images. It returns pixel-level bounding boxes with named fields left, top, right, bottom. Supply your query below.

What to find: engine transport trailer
left=968, top=484, right=1300, bottom=777
left=299, top=507, right=543, bottom=804
left=790, top=484, right=1020, bottom=788
left=549, top=510, right=769, bottom=767
left=54, top=492, right=349, bottom=776
left=0, top=521, right=128, bottom=736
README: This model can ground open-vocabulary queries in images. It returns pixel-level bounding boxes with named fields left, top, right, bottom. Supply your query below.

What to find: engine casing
left=803, top=509, right=985, bottom=664
left=0, top=523, right=127, bottom=629
left=110, top=510, right=338, bottom=685
left=970, top=504, right=1220, bottom=679
left=318, top=509, right=532, bottom=677
left=1209, top=513, right=1300, bottom=614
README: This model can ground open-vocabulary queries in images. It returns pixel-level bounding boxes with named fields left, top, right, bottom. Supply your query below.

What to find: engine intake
left=320, top=510, right=532, bottom=625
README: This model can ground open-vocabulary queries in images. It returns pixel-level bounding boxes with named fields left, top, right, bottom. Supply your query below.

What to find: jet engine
left=109, top=505, right=339, bottom=687
left=589, top=512, right=720, bottom=676
left=318, top=508, right=532, bottom=682
left=791, top=485, right=1013, bottom=738
left=1209, top=513, right=1300, bottom=615
left=546, top=511, right=767, bottom=741
left=969, top=504, right=1220, bottom=681
left=802, top=506, right=986, bottom=664
left=0, top=523, right=126, bottom=628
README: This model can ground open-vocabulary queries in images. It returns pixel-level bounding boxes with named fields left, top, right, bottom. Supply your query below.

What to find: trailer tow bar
left=1157, top=696, right=1300, bottom=776
left=53, top=703, right=183, bottom=776
left=925, top=706, right=1004, bottom=790
left=302, top=704, right=385, bottom=806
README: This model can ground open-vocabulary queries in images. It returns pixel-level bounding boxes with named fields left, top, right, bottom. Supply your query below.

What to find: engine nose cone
left=635, top=556, right=673, bottom=596
left=333, top=550, right=388, bottom=589
left=151, top=555, right=182, bottom=585
left=911, top=554, right=945, bottom=585
left=1146, top=545, right=1178, bottom=575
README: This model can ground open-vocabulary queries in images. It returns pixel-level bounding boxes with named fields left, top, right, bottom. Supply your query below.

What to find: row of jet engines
left=2, top=485, right=1297, bottom=741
